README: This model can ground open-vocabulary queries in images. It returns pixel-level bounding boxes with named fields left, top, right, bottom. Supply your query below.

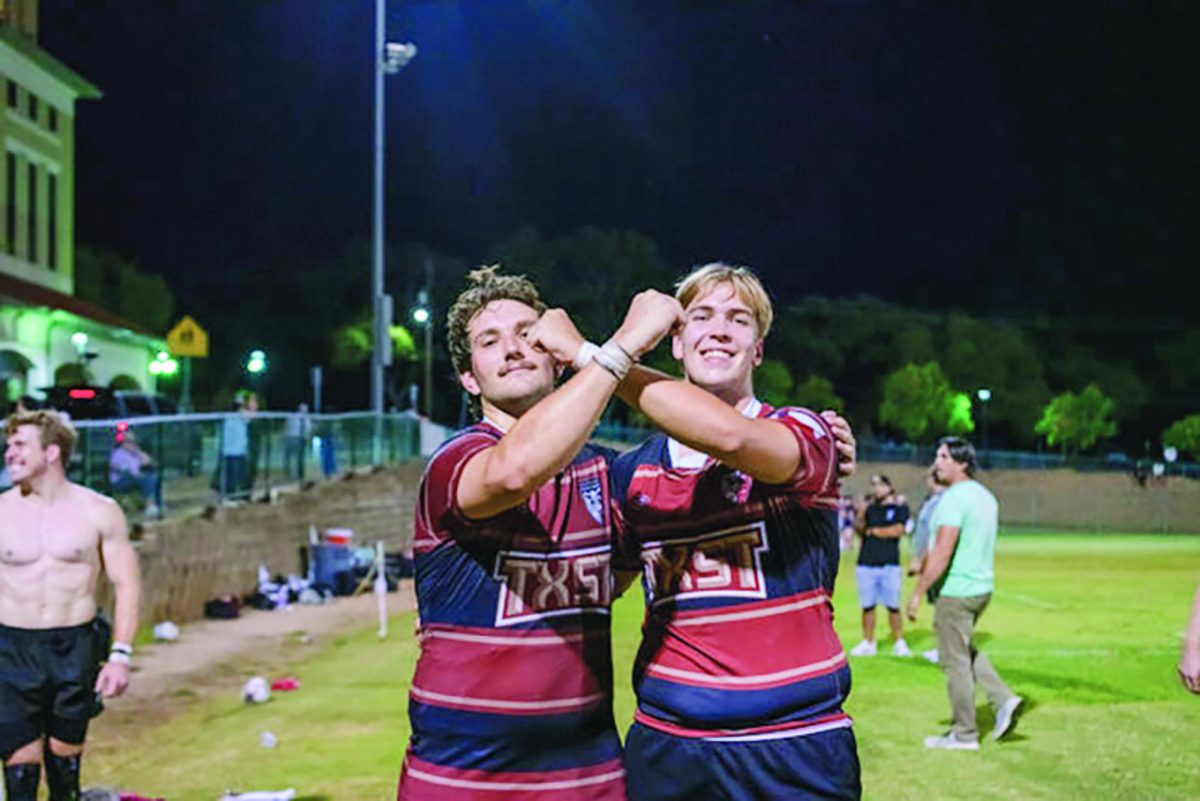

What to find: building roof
left=0, top=271, right=158, bottom=337
left=0, top=26, right=102, bottom=100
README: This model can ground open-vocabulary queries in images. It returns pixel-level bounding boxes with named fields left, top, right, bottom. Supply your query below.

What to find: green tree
left=879, top=362, right=962, bottom=443
left=1163, top=414, right=1200, bottom=457
left=331, top=315, right=417, bottom=368
left=491, top=226, right=676, bottom=346
left=74, top=247, right=175, bottom=333
left=792, top=375, right=843, bottom=414
left=1035, top=384, right=1118, bottom=454
left=946, top=392, right=976, bottom=436
left=755, top=359, right=794, bottom=408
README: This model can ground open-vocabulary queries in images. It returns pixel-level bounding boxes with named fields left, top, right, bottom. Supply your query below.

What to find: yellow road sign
left=166, top=315, right=209, bottom=358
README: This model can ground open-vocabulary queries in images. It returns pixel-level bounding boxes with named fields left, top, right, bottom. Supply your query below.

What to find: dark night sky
left=39, top=1, right=1197, bottom=328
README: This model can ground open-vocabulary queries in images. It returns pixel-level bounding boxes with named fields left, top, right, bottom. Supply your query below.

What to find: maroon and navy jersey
left=398, top=422, right=626, bottom=800
left=611, top=401, right=851, bottom=743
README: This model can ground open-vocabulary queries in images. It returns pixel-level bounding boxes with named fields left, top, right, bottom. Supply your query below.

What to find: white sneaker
left=144, top=503, right=161, bottom=518
left=992, top=696, right=1023, bottom=740
left=849, top=640, right=877, bottom=657
left=892, top=638, right=912, bottom=657
left=923, top=732, right=980, bottom=751
left=922, top=648, right=940, bottom=664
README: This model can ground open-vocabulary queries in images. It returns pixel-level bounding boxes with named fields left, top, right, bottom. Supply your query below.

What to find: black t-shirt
left=857, top=501, right=910, bottom=567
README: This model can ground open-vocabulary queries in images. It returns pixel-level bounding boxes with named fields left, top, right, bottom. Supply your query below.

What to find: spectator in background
left=850, top=474, right=911, bottom=657
left=284, top=402, right=311, bottom=480
left=909, top=468, right=948, bottom=663
left=108, top=429, right=163, bottom=517
left=838, top=495, right=858, bottom=552
left=907, top=437, right=1022, bottom=750
left=218, top=393, right=255, bottom=500
left=1180, top=584, right=1200, bottom=693
left=910, top=468, right=947, bottom=576
left=245, top=393, right=264, bottom=488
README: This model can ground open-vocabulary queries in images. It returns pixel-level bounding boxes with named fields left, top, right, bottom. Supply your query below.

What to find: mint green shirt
left=930, top=479, right=999, bottom=598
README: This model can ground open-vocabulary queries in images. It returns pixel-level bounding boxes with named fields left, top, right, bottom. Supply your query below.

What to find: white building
left=0, top=0, right=163, bottom=406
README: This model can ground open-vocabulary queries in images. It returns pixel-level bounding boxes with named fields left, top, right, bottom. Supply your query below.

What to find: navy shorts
left=0, top=619, right=107, bottom=759
left=624, top=721, right=861, bottom=800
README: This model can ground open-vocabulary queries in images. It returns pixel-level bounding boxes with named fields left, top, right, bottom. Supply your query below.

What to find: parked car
left=39, top=386, right=199, bottom=485
left=40, top=386, right=178, bottom=420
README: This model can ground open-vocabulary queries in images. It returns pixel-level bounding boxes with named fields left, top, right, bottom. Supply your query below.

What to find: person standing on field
left=907, top=436, right=1021, bottom=750
left=849, top=474, right=911, bottom=657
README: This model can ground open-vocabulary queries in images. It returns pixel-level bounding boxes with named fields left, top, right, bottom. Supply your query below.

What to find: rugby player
left=1, top=410, right=141, bottom=801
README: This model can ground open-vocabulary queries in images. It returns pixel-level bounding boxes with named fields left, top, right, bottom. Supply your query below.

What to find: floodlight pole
left=371, top=0, right=387, bottom=425
left=371, top=0, right=416, bottom=458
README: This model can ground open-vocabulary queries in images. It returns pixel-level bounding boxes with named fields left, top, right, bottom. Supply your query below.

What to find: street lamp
left=977, top=387, right=992, bottom=462
left=149, top=351, right=179, bottom=377
left=246, top=349, right=267, bottom=375
left=370, top=0, right=418, bottom=421
left=412, top=290, right=432, bottom=418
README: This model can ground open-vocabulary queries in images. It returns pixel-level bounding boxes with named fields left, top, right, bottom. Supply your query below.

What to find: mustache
left=499, top=361, right=538, bottom=376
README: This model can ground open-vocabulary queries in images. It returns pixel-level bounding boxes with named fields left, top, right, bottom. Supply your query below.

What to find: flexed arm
left=457, top=295, right=677, bottom=519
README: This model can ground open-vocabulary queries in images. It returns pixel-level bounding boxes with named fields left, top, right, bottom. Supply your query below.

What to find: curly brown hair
left=4, top=409, right=78, bottom=465
left=446, top=265, right=546, bottom=376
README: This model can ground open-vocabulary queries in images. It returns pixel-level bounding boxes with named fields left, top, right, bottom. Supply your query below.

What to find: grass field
left=83, top=531, right=1200, bottom=800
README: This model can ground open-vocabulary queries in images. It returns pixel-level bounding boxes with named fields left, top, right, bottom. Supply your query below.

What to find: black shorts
left=0, top=617, right=108, bottom=759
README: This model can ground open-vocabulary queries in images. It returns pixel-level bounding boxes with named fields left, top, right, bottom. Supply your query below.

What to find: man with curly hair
left=397, top=265, right=683, bottom=799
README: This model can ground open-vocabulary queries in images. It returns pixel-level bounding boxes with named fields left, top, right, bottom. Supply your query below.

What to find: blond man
left=548, top=263, right=861, bottom=799
left=1, top=410, right=140, bottom=801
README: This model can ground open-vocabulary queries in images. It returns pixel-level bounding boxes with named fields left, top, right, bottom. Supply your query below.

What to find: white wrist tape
left=574, top=341, right=601, bottom=370
left=110, top=641, right=133, bottom=664
left=592, top=340, right=634, bottom=381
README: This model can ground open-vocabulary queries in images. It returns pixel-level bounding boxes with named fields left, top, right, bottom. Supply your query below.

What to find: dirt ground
left=87, top=583, right=417, bottom=750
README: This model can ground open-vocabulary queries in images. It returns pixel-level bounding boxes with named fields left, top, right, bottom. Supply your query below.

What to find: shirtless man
left=1, top=410, right=141, bottom=801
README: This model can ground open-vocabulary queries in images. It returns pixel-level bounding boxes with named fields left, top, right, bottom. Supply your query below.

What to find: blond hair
left=675, top=262, right=774, bottom=338
left=4, top=409, right=77, bottom=464
left=446, top=265, right=547, bottom=376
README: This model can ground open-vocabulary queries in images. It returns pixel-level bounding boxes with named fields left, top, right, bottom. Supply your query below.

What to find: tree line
left=72, top=230, right=1198, bottom=460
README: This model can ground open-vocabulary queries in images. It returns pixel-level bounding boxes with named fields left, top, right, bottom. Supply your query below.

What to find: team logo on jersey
left=493, top=545, right=612, bottom=625
left=579, top=476, right=606, bottom=524
left=642, top=522, right=769, bottom=606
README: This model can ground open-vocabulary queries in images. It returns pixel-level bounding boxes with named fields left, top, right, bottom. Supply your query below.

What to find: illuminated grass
left=85, top=531, right=1200, bottom=800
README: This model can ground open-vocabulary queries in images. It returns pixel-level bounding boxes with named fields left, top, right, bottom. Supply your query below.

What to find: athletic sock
left=3, top=763, right=41, bottom=801
left=45, top=752, right=82, bottom=801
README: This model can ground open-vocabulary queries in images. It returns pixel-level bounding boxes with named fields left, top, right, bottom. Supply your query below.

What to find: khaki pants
left=933, top=593, right=1015, bottom=741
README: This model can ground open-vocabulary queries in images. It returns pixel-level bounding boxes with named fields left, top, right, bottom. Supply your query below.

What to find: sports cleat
left=923, top=732, right=980, bottom=751
left=892, top=638, right=912, bottom=657
left=992, top=695, right=1023, bottom=740
left=849, top=640, right=877, bottom=657
left=922, top=648, right=940, bottom=664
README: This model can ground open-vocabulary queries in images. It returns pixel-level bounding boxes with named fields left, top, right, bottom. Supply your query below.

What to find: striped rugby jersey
left=611, top=400, right=852, bottom=742
left=398, top=422, right=627, bottom=800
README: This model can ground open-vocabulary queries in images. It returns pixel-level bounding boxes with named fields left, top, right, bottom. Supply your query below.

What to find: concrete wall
left=112, top=462, right=424, bottom=626
left=844, top=461, right=1200, bottom=534
left=109, top=456, right=1199, bottom=629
